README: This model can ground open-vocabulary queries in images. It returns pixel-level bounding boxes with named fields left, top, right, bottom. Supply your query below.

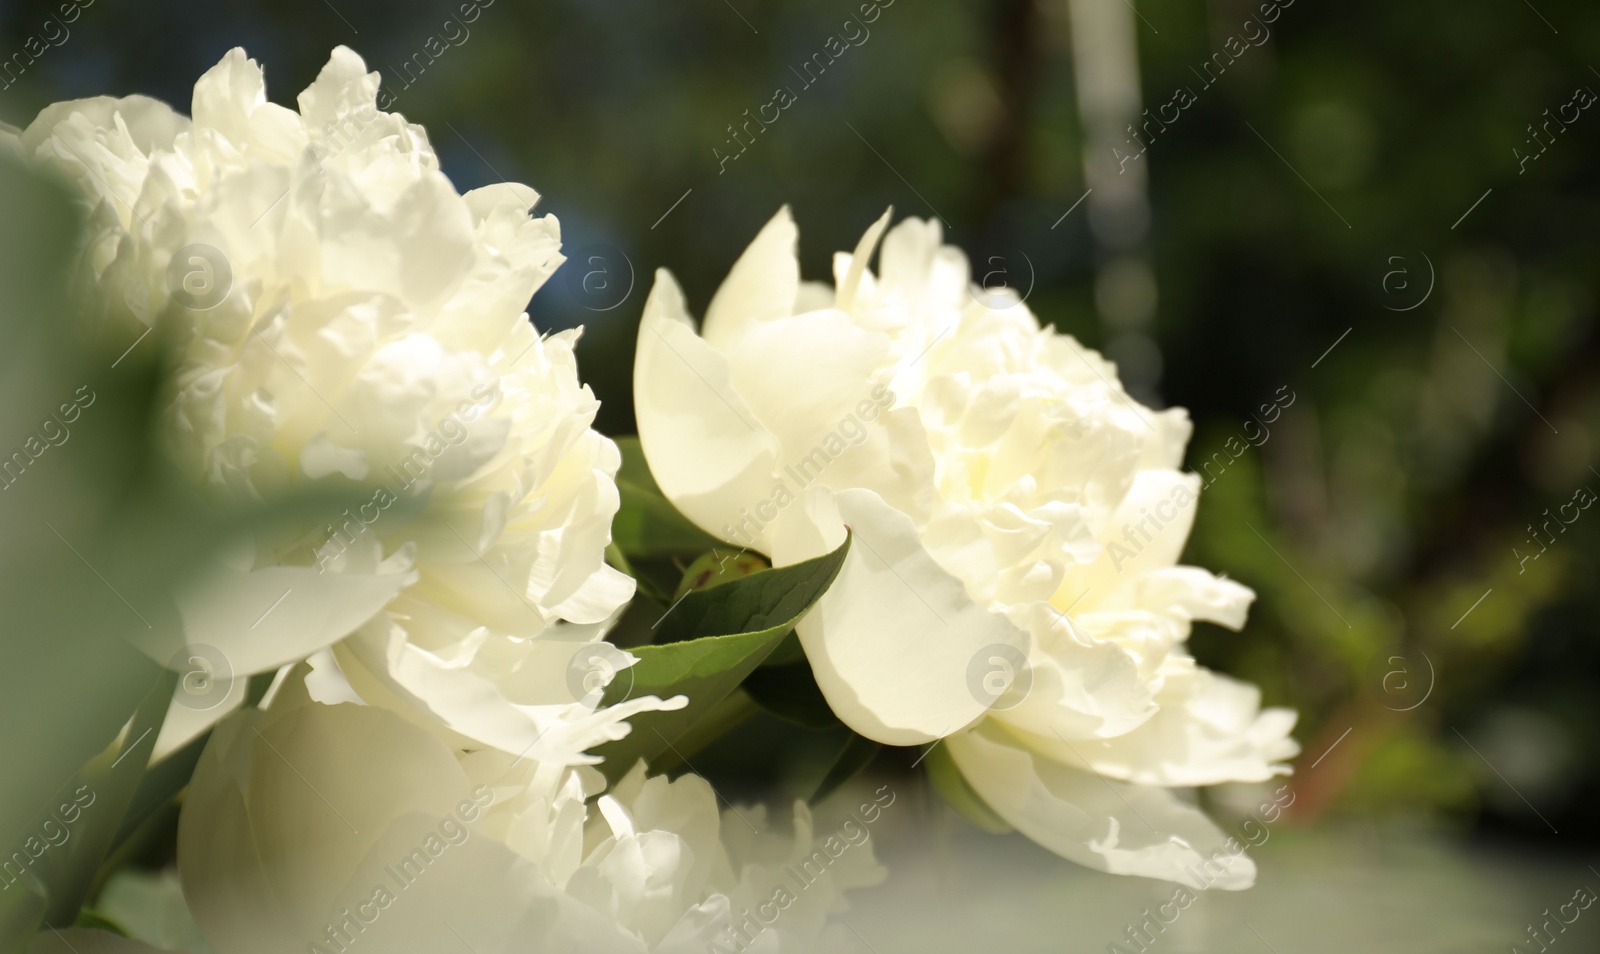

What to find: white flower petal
left=722, top=310, right=937, bottom=525
left=295, top=45, right=381, bottom=128
left=1118, top=566, right=1256, bottom=631
left=946, top=721, right=1257, bottom=890
left=178, top=710, right=322, bottom=954
left=634, top=268, right=781, bottom=548
left=834, top=207, right=893, bottom=312
left=191, top=48, right=305, bottom=163
left=157, top=559, right=414, bottom=677
left=1062, top=469, right=1202, bottom=612
left=334, top=619, right=686, bottom=764
left=1014, top=658, right=1300, bottom=786
left=179, top=701, right=561, bottom=954
left=700, top=207, right=799, bottom=351
left=151, top=671, right=249, bottom=762
left=772, top=487, right=1030, bottom=746
left=1138, top=408, right=1194, bottom=471
left=180, top=680, right=878, bottom=953
left=997, top=602, right=1158, bottom=741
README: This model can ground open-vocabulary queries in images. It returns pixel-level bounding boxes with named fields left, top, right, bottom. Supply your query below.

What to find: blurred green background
left=3, top=0, right=1598, bottom=946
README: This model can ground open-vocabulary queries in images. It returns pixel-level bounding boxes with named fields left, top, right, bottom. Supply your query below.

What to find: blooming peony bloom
left=4, top=48, right=639, bottom=757
left=175, top=666, right=885, bottom=954
left=634, top=209, right=1298, bottom=889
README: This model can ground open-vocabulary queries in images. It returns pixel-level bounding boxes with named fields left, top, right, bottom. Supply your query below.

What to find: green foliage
left=590, top=532, right=850, bottom=781
left=610, top=436, right=720, bottom=561
left=70, top=909, right=129, bottom=937
left=1339, top=726, right=1480, bottom=820
left=38, top=671, right=175, bottom=929
left=0, top=160, right=169, bottom=948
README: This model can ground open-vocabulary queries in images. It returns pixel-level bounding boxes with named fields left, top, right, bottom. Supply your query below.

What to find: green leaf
left=93, top=867, right=211, bottom=954
left=110, top=671, right=271, bottom=856
left=743, top=660, right=840, bottom=729
left=651, top=533, right=848, bottom=648
left=610, top=436, right=721, bottom=558
left=109, top=734, right=205, bottom=852
left=810, top=733, right=882, bottom=805
left=0, top=161, right=171, bottom=947
left=924, top=740, right=1013, bottom=835
left=590, top=532, right=851, bottom=781
left=0, top=667, right=177, bottom=934
left=72, top=908, right=130, bottom=937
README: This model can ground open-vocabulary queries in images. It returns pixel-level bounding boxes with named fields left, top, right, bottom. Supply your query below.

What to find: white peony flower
left=634, top=208, right=1298, bottom=889
left=6, top=47, right=642, bottom=757
left=175, top=667, right=885, bottom=954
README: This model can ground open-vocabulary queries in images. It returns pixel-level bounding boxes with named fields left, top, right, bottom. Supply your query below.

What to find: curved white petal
left=180, top=702, right=474, bottom=954
left=995, top=602, right=1158, bottom=742
left=178, top=709, right=327, bottom=954
left=700, top=206, right=799, bottom=351
left=946, top=721, right=1257, bottom=890
left=723, top=310, right=889, bottom=450
left=295, top=45, right=381, bottom=127
left=179, top=680, right=876, bottom=953
left=179, top=701, right=596, bottom=954
left=1063, top=469, right=1201, bottom=612
left=191, top=48, right=305, bottom=163
left=156, top=558, right=415, bottom=676
left=771, top=487, right=1030, bottom=746
left=335, top=619, right=686, bottom=763
left=876, top=217, right=965, bottom=313
left=22, top=96, right=189, bottom=218
left=834, top=208, right=892, bottom=312
left=634, top=268, right=781, bottom=549
left=1010, top=657, right=1300, bottom=786
left=151, top=670, right=249, bottom=762
left=546, top=561, right=637, bottom=625
left=1137, top=408, right=1194, bottom=471
left=722, top=309, right=936, bottom=524
left=1117, top=566, right=1256, bottom=630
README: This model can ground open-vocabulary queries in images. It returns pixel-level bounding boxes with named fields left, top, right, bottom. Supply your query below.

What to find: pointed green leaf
left=71, top=909, right=130, bottom=937
left=0, top=667, right=177, bottom=935
left=590, top=532, right=850, bottom=781
left=651, top=533, right=848, bottom=649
